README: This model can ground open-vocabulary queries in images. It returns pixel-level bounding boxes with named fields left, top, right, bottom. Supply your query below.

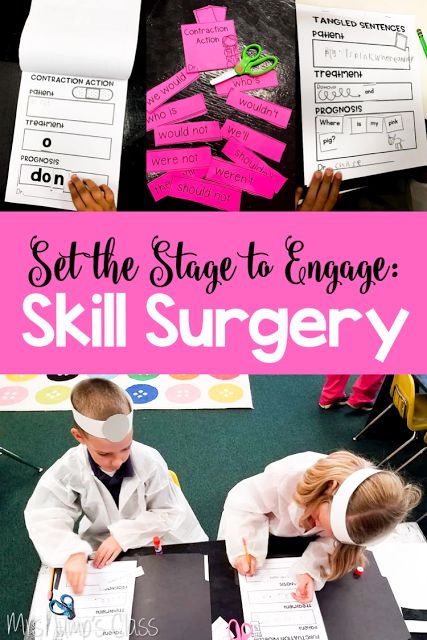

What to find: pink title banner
left=1, top=211, right=426, bottom=373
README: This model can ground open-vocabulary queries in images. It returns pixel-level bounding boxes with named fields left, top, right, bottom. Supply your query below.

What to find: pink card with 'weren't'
left=222, top=138, right=287, bottom=194
left=181, top=21, right=238, bottom=72
left=206, top=158, right=275, bottom=199
left=227, top=89, right=292, bottom=129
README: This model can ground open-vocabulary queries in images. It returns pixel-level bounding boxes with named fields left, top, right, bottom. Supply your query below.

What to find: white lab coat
left=218, top=451, right=336, bottom=590
left=24, top=441, right=208, bottom=567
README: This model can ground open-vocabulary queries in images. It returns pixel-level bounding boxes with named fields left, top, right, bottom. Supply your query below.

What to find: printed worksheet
left=47, top=561, right=137, bottom=640
left=296, top=5, right=427, bottom=181
left=6, top=0, right=141, bottom=210
left=239, top=557, right=328, bottom=640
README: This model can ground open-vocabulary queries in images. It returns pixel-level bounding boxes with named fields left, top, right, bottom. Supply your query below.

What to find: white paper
left=296, top=4, right=427, bottom=181
left=212, top=616, right=235, bottom=640
left=47, top=561, right=137, bottom=640
left=372, top=542, right=427, bottom=610
left=6, top=0, right=141, bottom=210
left=238, top=557, right=328, bottom=640
left=405, top=620, right=427, bottom=634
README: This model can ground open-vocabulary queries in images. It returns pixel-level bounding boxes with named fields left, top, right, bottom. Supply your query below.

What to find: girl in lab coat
left=219, top=451, right=421, bottom=603
left=25, top=378, right=207, bottom=595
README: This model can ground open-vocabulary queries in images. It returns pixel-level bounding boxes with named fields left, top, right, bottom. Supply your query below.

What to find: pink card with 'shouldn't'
left=222, top=138, right=287, bottom=193
left=181, top=21, right=238, bottom=72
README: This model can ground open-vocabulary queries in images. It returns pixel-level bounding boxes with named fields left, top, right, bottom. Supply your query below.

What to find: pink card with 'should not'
left=181, top=21, right=239, bottom=72
left=222, top=119, right=286, bottom=162
left=169, top=176, right=242, bottom=211
left=146, top=94, right=207, bottom=132
left=146, top=68, right=201, bottom=113
left=226, top=89, right=292, bottom=129
left=146, top=147, right=212, bottom=173
left=154, top=121, right=222, bottom=146
left=148, top=169, right=208, bottom=201
left=222, top=138, right=287, bottom=193
left=205, top=158, right=275, bottom=199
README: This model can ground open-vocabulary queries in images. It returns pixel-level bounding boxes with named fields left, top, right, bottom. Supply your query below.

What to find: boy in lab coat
left=25, top=378, right=207, bottom=594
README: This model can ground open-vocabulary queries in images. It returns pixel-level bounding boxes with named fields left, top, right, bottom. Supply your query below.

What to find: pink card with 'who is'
left=146, top=68, right=200, bottom=113
left=222, top=138, right=287, bottom=193
left=154, top=121, right=222, bottom=146
left=226, top=89, right=292, bottom=129
left=146, top=147, right=212, bottom=173
left=169, top=176, right=242, bottom=211
left=205, top=158, right=275, bottom=199
left=146, top=94, right=207, bottom=132
left=222, top=119, right=286, bottom=162
left=181, top=21, right=238, bottom=72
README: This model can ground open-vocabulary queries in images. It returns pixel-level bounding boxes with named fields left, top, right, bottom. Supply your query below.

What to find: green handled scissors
left=211, top=43, right=278, bottom=86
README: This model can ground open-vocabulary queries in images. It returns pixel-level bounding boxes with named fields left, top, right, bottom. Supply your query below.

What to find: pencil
left=417, top=29, right=427, bottom=58
left=242, top=537, right=250, bottom=567
left=47, top=568, right=55, bottom=601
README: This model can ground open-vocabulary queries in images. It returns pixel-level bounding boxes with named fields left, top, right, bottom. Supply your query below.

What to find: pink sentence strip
left=206, top=158, right=275, bottom=199
left=146, top=147, right=212, bottom=173
left=146, top=94, right=207, bottom=132
left=146, top=68, right=201, bottom=113
left=222, top=119, right=286, bottom=162
left=222, top=138, right=287, bottom=194
left=154, top=121, right=222, bottom=146
left=215, top=70, right=279, bottom=97
left=181, top=21, right=237, bottom=73
left=148, top=169, right=208, bottom=202
left=169, top=176, right=241, bottom=211
left=226, top=89, right=292, bottom=129
left=194, top=5, right=227, bottom=22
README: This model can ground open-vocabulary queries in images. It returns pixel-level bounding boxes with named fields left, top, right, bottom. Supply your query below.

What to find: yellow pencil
left=47, top=568, right=55, bottom=601
left=242, top=537, right=250, bottom=567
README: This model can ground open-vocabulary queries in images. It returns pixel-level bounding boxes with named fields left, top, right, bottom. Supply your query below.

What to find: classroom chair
left=353, top=374, right=427, bottom=467
left=395, top=431, right=427, bottom=472
left=0, top=445, right=43, bottom=472
left=168, top=469, right=181, bottom=488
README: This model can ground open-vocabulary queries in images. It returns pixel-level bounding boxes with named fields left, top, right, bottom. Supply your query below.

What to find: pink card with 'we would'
left=181, top=21, right=238, bottom=72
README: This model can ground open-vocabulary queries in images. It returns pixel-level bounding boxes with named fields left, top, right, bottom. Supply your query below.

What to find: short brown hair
left=71, top=378, right=131, bottom=436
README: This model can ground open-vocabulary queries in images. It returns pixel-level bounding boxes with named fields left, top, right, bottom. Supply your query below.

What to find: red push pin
left=353, top=565, right=364, bottom=578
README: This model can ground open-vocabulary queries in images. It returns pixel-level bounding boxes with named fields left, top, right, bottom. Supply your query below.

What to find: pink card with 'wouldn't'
left=226, top=89, right=292, bottom=129
left=206, top=158, right=275, bottom=199
left=147, top=94, right=207, bottom=132
left=169, top=176, right=241, bottom=211
left=222, top=138, right=287, bottom=193
left=222, top=119, right=286, bottom=162
left=146, top=68, right=200, bottom=113
left=147, top=147, right=212, bottom=173
left=181, top=21, right=238, bottom=72
left=154, top=121, right=222, bottom=146
left=215, top=70, right=279, bottom=97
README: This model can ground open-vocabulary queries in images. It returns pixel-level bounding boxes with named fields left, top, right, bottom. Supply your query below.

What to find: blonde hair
left=70, top=378, right=131, bottom=437
left=294, top=451, right=422, bottom=581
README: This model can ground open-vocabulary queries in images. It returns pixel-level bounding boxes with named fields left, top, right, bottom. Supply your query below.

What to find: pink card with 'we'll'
left=146, top=68, right=200, bottom=113
left=222, top=138, right=287, bottom=193
left=147, top=147, right=212, bottom=173
left=215, top=70, right=279, bottom=97
left=181, top=21, right=238, bottom=72
left=206, top=158, right=275, bottom=199
left=169, top=176, right=241, bottom=211
left=226, top=89, right=292, bottom=129
left=222, top=119, right=286, bottom=162
left=148, top=168, right=208, bottom=201
left=146, top=94, right=207, bottom=132
left=154, top=121, right=222, bottom=146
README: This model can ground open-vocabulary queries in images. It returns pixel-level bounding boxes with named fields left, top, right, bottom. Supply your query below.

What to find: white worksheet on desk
left=47, top=561, right=137, bottom=640
left=296, top=4, right=427, bottom=182
left=239, top=557, right=328, bottom=640
left=5, top=0, right=141, bottom=210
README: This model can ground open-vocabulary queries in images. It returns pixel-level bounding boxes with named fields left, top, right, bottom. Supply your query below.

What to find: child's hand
left=291, top=573, right=314, bottom=603
left=295, top=168, right=342, bottom=211
left=69, top=175, right=117, bottom=211
left=234, top=554, right=257, bottom=576
left=93, top=535, right=123, bottom=569
left=64, top=552, right=87, bottom=595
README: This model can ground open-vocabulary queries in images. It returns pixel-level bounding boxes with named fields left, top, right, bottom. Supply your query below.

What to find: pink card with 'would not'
left=222, top=119, right=286, bottom=162
left=205, top=157, right=275, bottom=199
left=226, top=89, right=292, bottom=129
left=222, top=138, right=287, bottom=193
left=181, top=21, right=238, bottom=72
left=169, top=176, right=242, bottom=211
left=215, top=69, right=279, bottom=97
left=146, top=68, right=200, bottom=113
left=154, top=121, right=222, bottom=146
left=146, top=94, right=207, bottom=132
left=148, top=168, right=208, bottom=201
left=146, top=147, right=212, bottom=173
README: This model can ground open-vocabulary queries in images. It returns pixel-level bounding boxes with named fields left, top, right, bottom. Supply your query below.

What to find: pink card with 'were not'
left=222, top=138, right=287, bottom=193
left=148, top=169, right=207, bottom=202
left=147, top=94, right=207, bottom=132
left=146, top=68, right=200, bottom=113
left=194, top=5, right=227, bottom=22
left=169, top=176, right=241, bottom=211
left=147, top=147, right=212, bottom=173
left=181, top=21, right=238, bottom=72
left=154, top=121, right=222, bottom=146
left=226, top=89, right=292, bottom=129
left=215, top=70, right=279, bottom=97
left=206, top=158, right=275, bottom=199
left=222, top=119, right=286, bottom=162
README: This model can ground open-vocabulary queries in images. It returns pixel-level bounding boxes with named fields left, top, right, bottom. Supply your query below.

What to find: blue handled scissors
left=228, top=618, right=253, bottom=639
left=211, top=43, right=278, bottom=85
left=49, top=594, right=76, bottom=620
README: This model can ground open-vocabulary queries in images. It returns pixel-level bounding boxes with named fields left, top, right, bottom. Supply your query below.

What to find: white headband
left=71, top=391, right=133, bottom=442
left=330, top=468, right=382, bottom=545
